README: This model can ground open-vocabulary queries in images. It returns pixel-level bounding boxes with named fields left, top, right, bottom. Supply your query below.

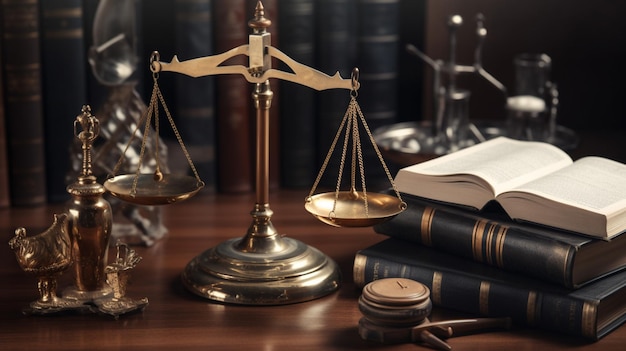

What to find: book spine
left=278, top=0, right=316, bottom=188
left=213, top=0, right=253, bottom=193
left=315, top=0, right=357, bottom=188
left=174, top=0, right=216, bottom=192
left=1, top=0, right=48, bottom=206
left=397, top=0, right=425, bottom=124
left=354, top=0, right=400, bottom=188
left=374, top=195, right=578, bottom=288
left=40, top=0, right=88, bottom=203
left=0, top=51, right=9, bottom=207
left=353, top=250, right=597, bottom=339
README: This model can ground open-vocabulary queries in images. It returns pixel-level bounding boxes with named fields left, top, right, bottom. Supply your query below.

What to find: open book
left=394, top=137, right=626, bottom=240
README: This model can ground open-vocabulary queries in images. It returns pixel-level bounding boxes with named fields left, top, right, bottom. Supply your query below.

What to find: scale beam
left=153, top=45, right=354, bottom=91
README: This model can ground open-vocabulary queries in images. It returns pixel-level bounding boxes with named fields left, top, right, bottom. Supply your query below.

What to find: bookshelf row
left=0, top=0, right=425, bottom=207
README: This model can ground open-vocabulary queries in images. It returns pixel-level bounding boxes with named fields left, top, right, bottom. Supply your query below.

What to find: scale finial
left=73, top=105, right=100, bottom=178
left=248, top=1, right=271, bottom=32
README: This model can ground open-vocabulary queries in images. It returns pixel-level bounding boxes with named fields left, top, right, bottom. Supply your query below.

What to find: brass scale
left=104, top=1, right=405, bottom=306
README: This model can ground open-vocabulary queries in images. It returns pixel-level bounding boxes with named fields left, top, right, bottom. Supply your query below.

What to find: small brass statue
left=9, top=106, right=148, bottom=318
left=64, top=105, right=113, bottom=300
left=9, top=213, right=87, bottom=314
left=96, top=241, right=148, bottom=318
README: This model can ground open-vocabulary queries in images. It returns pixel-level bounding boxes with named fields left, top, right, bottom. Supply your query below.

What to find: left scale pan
left=104, top=51, right=205, bottom=206
left=104, top=173, right=204, bottom=206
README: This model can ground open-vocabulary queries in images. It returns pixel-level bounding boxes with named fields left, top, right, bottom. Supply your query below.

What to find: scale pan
left=305, top=191, right=405, bottom=227
left=104, top=174, right=204, bottom=205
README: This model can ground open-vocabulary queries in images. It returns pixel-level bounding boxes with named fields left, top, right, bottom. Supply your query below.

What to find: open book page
left=395, top=137, right=573, bottom=208
left=498, top=157, right=626, bottom=238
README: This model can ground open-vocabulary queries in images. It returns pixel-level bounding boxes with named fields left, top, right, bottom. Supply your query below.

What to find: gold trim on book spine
left=353, top=254, right=366, bottom=287
left=44, top=29, right=83, bottom=39
left=496, top=226, right=507, bottom=268
left=8, top=0, right=39, bottom=6
left=432, top=271, right=443, bottom=305
left=400, top=264, right=409, bottom=279
left=581, top=301, right=597, bottom=339
left=42, top=7, right=82, bottom=19
left=479, top=281, right=490, bottom=315
left=472, top=220, right=488, bottom=262
left=527, top=291, right=538, bottom=325
left=421, top=207, right=435, bottom=246
left=485, top=223, right=497, bottom=265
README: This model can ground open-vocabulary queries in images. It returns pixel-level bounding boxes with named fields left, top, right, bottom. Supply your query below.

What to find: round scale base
left=181, top=237, right=342, bottom=305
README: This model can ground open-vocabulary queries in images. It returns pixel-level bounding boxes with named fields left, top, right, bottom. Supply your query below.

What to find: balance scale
left=104, top=1, right=405, bottom=305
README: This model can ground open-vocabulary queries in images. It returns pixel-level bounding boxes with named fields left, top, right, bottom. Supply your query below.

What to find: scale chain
left=307, top=98, right=352, bottom=200
left=154, top=79, right=203, bottom=186
left=352, top=99, right=406, bottom=209
left=109, top=72, right=205, bottom=197
left=307, top=90, right=407, bottom=221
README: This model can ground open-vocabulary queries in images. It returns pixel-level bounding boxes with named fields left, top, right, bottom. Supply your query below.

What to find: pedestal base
left=22, top=286, right=148, bottom=317
left=181, top=237, right=342, bottom=305
left=62, top=286, right=113, bottom=301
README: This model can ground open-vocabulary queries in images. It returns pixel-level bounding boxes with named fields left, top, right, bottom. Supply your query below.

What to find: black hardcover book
left=0, top=31, right=11, bottom=208
left=278, top=0, right=316, bottom=188
left=315, top=0, right=357, bottom=189
left=40, top=0, right=88, bottom=203
left=1, top=0, right=48, bottom=206
left=174, top=0, right=216, bottom=192
left=354, top=238, right=626, bottom=340
left=0, top=51, right=9, bottom=208
left=213, top=0, right=253, bottom=193
left=373, top=193, right=626, bottom=289
left=353, top=0, right=399, bottom=189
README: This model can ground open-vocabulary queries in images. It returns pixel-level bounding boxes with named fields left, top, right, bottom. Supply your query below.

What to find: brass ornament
left=9, top=106, right=147, bottom=318
left=9, top=213, right=87, bottom=314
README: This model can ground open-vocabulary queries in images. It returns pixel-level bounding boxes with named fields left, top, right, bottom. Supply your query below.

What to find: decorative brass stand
left=9, top=106, right=148, bottom=317
left=64, top=105, right=113, bottom=301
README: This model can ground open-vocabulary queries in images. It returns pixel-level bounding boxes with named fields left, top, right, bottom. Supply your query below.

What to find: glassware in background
left=442, top=89, right=471, bottom=151
left=514, top=53, right=551, bottom=96
left=506, top=53, right=557, bottom=142
left=68, top=0, right=169, bottom=246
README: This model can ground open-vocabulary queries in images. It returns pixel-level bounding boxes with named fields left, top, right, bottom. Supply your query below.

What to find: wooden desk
left=1, top=190, right=624, bottom=350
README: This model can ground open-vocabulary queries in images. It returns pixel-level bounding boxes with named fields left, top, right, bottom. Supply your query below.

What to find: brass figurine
left=9, top=105, right=147, bottom=318
left=64, top=105, right=113, bottom=299
left=9, top=213, right=87, bottom=314
left=96, top=241, right=148, bottom=318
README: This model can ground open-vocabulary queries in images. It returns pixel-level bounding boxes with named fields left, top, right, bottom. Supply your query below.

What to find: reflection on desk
left=1, top=190, right=625, bottom=350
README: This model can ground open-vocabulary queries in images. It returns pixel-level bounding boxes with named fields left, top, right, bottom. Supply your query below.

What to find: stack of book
left=353, top=136, right=626, bottom=340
